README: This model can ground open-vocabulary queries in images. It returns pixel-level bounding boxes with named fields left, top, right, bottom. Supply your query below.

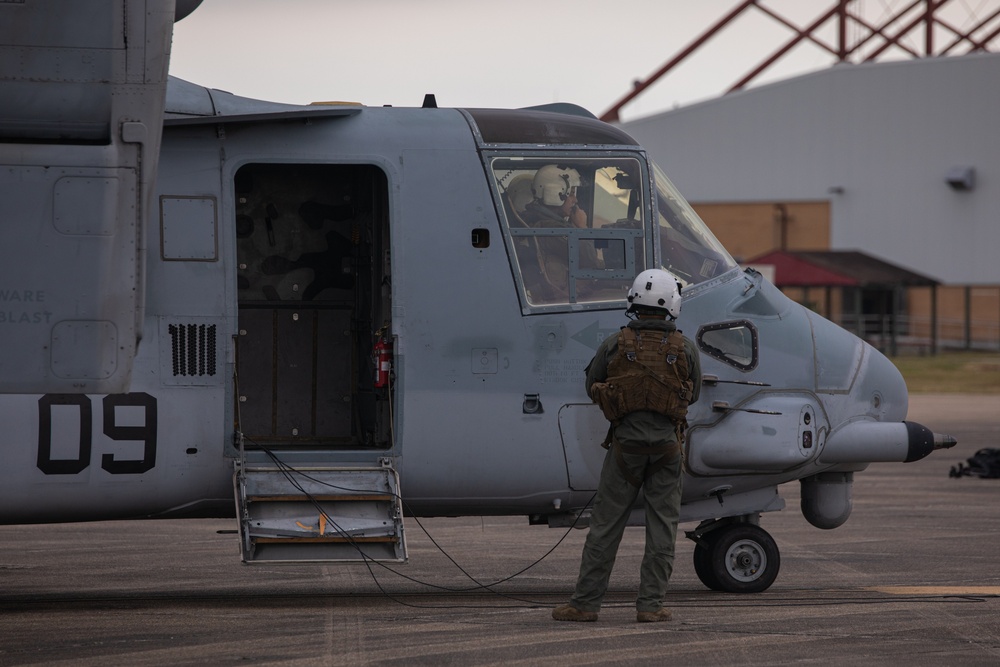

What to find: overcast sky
left=169, top=0, right=996, bottom=122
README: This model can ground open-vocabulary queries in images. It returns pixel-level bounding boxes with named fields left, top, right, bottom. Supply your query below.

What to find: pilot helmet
left=626, top=268, right=682, bottom=319
left=531, top=165, right=582, bottom=206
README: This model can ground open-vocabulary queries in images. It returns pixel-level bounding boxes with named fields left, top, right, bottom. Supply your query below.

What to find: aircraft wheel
left=707, top=524, right=780, bottom=594
left=692, top=533, right=723, bottom=591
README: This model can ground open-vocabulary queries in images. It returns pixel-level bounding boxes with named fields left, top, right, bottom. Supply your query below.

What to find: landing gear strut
left=687, top=515, right=780, bottom=593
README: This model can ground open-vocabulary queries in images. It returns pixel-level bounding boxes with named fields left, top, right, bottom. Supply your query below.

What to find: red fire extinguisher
left=373, top=331, right=392, bottom=388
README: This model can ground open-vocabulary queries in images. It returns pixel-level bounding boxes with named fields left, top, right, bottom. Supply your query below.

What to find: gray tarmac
left=1, top=393, right=999, bottom=666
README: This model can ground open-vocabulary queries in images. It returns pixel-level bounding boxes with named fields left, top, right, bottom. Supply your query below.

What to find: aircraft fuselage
left=0, top=92, right=933, bottom=534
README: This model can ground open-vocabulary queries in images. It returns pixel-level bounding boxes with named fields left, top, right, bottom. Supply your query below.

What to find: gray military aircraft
left=0, top=0, right=955, bottom=593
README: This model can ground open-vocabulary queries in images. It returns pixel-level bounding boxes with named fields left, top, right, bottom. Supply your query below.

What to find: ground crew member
left=552, top=268, right=701, bottom=623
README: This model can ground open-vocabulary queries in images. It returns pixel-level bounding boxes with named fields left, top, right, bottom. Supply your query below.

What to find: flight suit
left=569, top=317, right=701, bottom=614
left=520, top=201, right=601, bottom=289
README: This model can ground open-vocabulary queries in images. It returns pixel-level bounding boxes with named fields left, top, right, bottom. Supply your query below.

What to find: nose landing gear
left=688, top=516, right=781, bottom=593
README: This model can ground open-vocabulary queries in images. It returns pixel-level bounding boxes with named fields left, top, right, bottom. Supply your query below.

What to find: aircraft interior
left=233, top=163, right=391, bottom=449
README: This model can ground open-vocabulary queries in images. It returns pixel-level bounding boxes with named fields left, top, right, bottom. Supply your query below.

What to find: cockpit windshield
left=489, top=155, right=736, bottom=312
left=653, top=161, right=737, bottom=286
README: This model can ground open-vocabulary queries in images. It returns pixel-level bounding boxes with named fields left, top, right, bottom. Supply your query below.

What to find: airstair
left=234, top=447, right=406, bottom=564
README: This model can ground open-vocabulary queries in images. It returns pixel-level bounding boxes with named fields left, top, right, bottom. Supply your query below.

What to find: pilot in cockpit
left=521, top=165, right=588, bottom=229
left=518, top=165, right=602, bottom=295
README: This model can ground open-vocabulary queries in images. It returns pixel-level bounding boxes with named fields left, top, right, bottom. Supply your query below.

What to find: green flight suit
left=569, top=317, right=701, bottom=614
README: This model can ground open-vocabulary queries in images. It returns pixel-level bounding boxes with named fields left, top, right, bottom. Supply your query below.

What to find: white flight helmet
left=532, top=165, right=582, bottom=206
left=626, top=268, right=682, bottom=319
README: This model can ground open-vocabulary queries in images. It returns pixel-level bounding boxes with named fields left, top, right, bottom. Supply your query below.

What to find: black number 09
left=37, top=393, right=158, bottom=475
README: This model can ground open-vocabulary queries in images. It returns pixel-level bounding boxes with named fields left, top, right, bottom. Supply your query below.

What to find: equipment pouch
left=591, top=381, right=628, bottom=422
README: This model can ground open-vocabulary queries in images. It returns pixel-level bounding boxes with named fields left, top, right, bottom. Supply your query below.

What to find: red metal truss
left=600, top=0, right=1000, bottom=122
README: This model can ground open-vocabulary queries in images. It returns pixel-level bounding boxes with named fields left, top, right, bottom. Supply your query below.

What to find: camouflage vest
left=591, top=327, right=693, bottom=423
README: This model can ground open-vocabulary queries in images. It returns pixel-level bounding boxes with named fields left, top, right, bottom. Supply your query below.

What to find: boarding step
left=234, top=457, right=406, bottom=563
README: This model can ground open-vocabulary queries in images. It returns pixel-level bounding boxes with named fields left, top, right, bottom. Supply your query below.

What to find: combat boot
left=636, top=608, right=672, bottom=623
left=552, top=604, right=598, bottom=622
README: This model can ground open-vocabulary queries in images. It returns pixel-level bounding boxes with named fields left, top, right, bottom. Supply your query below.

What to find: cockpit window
left=491, top=157, right=646, bottom=309
left=653, top=162, right=737, bottom=287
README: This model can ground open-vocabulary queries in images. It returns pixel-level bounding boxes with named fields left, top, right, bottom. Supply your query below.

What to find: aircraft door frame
left=227, top=161, right=393, bottom=451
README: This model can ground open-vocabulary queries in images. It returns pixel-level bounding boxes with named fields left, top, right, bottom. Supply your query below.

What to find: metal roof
left=748, top=250, right=939, bottom=288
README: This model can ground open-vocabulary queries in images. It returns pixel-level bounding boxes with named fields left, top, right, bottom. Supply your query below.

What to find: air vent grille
left=168, top=323, right=217, bottom=377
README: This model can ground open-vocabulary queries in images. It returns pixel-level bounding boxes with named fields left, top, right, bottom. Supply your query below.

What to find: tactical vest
left=591, top=327, right=693, bottom=423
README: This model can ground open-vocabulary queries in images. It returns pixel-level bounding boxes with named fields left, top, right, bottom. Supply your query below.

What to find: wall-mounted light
left=946, top=166, right=975, bottom=191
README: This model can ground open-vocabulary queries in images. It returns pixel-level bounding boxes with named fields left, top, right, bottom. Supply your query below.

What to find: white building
left=621, top=52, right=1000, bottom=349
